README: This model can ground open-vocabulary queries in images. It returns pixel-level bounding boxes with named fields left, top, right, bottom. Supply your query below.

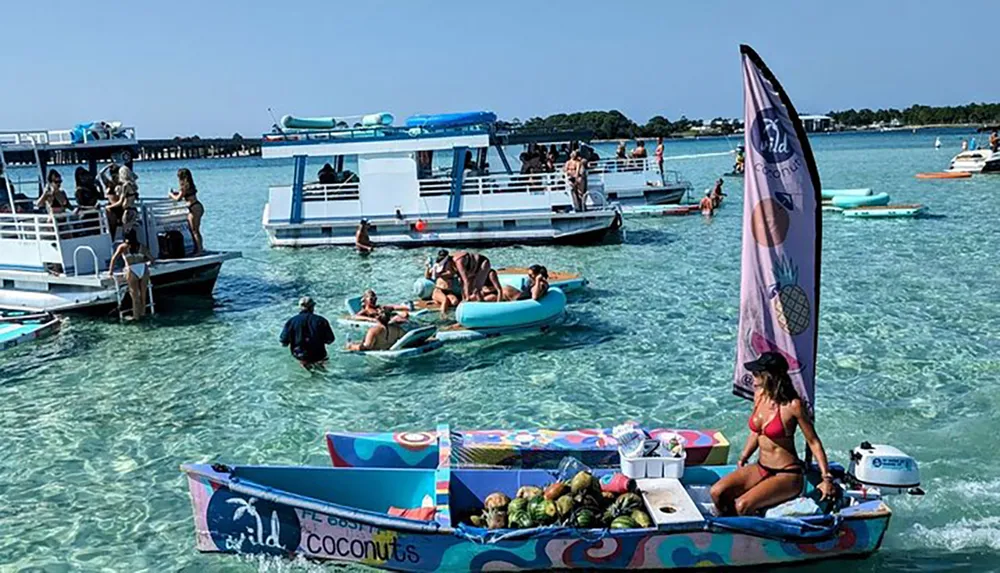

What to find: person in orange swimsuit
left=710, top=352, right=837, bottom=516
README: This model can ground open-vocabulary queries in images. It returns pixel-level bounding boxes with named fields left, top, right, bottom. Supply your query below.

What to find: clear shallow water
left=1, top=130, right=998, bottom=572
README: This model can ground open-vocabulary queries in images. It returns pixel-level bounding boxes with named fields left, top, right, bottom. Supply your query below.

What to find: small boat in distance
left=948, top=148, right=1000, bottom=173
left=260, top=112, right=621, bottom=247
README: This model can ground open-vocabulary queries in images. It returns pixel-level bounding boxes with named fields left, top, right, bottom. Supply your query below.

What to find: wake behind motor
left=845, top=442, right=924, bottom=497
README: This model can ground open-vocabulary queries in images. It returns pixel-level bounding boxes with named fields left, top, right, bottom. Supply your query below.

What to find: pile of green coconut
left=466, top=471, right=653, bottom=530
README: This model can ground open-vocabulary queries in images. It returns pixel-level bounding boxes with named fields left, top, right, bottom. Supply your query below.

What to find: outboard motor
left=846, top=441, right=923, bottom=497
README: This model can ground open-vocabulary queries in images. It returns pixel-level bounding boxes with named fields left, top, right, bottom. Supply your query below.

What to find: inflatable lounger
left=830, top=192, right=891, bottom=209
left=337, top=297, right=428, bottom=330
left=842, top=204, right=928, bottom=219
left=352, top=325, right=443, bottom=359
left=821, top=188, right=872, bottom=200
left=455, top=287, right=566, bottom=331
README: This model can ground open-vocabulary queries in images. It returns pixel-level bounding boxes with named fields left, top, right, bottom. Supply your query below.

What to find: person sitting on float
left=354, top=289, right=410, bottom=324
left=346, top=308, right=404, bottom=352
left=500, top=264, right=549, bottom=301
left=710, top=352, right=837, bottom=516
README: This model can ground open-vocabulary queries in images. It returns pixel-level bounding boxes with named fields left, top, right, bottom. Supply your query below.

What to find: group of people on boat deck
left=426, top=249, right=549, bottom=317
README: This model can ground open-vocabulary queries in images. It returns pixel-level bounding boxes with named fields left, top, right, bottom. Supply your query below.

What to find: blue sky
left=1, top=0, right=993, bottom=138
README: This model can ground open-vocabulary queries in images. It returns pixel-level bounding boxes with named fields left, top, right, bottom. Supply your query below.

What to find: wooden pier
left=36, top=136, right=262, bottom=166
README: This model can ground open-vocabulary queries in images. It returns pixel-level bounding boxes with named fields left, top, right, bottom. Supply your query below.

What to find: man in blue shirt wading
left=280, top=296, right=335, bottom=366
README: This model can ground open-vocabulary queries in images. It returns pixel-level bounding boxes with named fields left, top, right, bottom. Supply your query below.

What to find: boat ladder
left=113, top=272, right=155, bottom=322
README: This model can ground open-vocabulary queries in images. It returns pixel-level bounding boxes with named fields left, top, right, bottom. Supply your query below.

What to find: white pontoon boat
left=0, top=126, right=240, bottom=313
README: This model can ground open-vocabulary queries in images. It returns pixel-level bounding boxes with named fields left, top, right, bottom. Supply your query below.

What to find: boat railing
left=418, top=172, right=571, bottom=197
left=578, top=157, right=658, bottom=175
left=302, top=180, right=361, bottom=201
left=72, top=245, right=100, bottom=278
left=0, top=126, right=136, bottom=148
left=0, top=209, right=108, bottom=242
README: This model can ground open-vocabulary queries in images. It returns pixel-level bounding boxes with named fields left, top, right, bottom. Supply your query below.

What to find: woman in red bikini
left=710, top=352, right=837, bottom=516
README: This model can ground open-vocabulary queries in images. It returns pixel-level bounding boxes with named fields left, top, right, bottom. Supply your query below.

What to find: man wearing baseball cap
left=279, top=296, right=335, bottom=367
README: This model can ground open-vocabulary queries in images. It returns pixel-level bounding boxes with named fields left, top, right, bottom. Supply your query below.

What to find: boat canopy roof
left=0, top=124, right=139, bottom=165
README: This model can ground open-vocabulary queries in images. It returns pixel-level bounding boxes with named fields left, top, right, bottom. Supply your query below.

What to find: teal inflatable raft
left=352, top=326, right=443, bottom=359
left=455, top=288, right=566, bottom=330
left=831, top=192, right=891, bottom=208
left=821, top=188, right=872, bottom=200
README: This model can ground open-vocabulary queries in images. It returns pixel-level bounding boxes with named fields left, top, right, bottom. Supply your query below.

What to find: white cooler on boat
left=621, top=452, right=685, bottom=479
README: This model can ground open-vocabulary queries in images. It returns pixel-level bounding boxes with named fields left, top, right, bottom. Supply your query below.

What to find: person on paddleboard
left=710, top=352, right=837, bottom=516
left=280, top=296, right=335, bottom=367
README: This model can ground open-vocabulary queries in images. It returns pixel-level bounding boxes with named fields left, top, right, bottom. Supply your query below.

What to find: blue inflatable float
left=404, top=111, right=497, bottom=129
left=455, top=288, right=566, bottom=330
left=831, top=192, right=891, bottom=208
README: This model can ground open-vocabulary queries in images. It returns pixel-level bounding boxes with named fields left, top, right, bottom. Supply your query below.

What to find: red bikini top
left=748, top=400, right=793, bottom=440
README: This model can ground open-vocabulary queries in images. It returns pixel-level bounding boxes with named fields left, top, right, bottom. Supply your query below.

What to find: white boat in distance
left=949, top=148, right=1000, bottom=173
left=0, top=126, right=240, bottom=312
left=261, top=112, right=622, bottom=247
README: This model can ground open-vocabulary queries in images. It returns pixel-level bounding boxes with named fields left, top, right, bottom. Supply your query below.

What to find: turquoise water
left=2, top=130, right=999, bottom=571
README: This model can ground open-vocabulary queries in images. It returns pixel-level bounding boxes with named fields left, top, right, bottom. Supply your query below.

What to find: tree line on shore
left=499, top=103, right=999, bottom=140
left=500, top=111, right=743, bottom=140
left=827, top=103, right=1000, bottom=127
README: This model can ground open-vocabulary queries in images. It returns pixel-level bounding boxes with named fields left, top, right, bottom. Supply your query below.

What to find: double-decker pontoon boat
left=260, top=112, right=621, bottom=247
left=0, top=126, right=240, bottom=312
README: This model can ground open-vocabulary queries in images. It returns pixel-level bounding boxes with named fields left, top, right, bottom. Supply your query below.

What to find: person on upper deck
left=346, top=308, right=404, bottom=352
left=108, top=229, right=153, bottom=320
left=426, top=249, right=461, bottom=318
left=501, top=264, right=549, bottom=301
left=355, top=219, right=374, bottom=254
left=317, top=163, right=337, bottom=185
left=36, top=170, right=71, bottom=215
left=168, top=168, right=204, bottom=255
left=463, top=151, right=478, bottom=178
left=710, top=352, right=837, bottom=516
left=616, top=141, right=628, bottom=160
left=280, top=296, right=336, bottom=367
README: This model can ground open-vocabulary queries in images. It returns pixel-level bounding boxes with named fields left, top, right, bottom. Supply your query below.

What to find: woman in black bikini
left=710, top=352, right=836, bottom=516
left=425, top=249, right=461, bottom=318
left=169, top=168, right=204, bottom=254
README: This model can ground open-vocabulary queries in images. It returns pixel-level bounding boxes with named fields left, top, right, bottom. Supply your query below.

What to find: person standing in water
left=168, top=168, right=205, bottom=255
left=355, top=219, right=374, bottom=254
left=280, top=296, right=336, bottom=367
left=990, top=130, right=999, bottom=153
left=699, top=191, right=714, bottom=217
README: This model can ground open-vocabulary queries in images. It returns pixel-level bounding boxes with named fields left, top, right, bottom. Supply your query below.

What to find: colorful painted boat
left=915, top=171, right=972, bottom=179
left=182, top=424, right=893, bottom=570
left=830, top=192, right=890, bottom=208
left=0, top=311, right=61, bottom=351
left=842, top=204, right=928, bottom=219
left=820, top=188, right=871, bottom=200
